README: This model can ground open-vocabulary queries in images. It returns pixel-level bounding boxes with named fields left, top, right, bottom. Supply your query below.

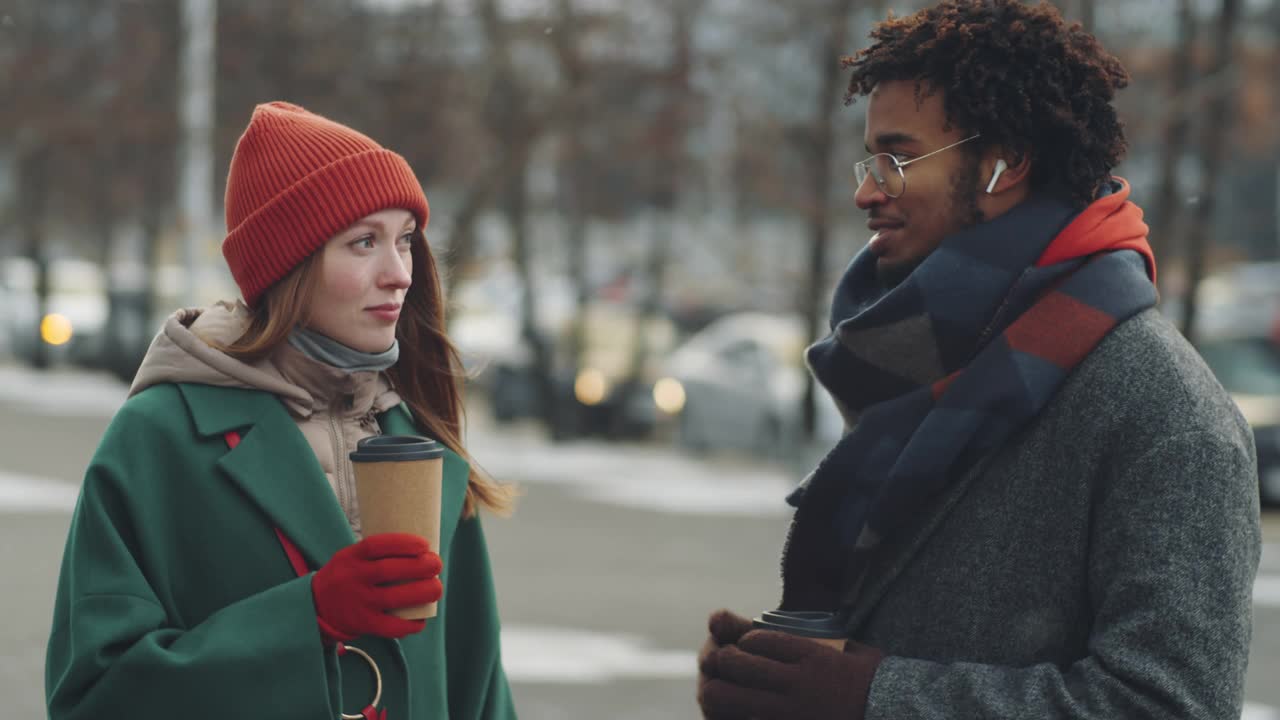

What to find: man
left=697, top=2, right=1261, bottom=719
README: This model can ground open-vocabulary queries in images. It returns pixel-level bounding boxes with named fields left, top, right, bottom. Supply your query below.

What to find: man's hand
left=696, top=609, right=754, bottom=715
left=699, top=627, right=884, bottom=720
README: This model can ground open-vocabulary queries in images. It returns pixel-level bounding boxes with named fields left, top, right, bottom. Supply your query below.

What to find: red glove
left=311, top=533, right=443, bottom=644
left=699, top=627, right=884, bottom=720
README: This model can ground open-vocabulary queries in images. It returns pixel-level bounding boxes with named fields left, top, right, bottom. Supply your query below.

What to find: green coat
left=46, top=382, right=516, bottom=719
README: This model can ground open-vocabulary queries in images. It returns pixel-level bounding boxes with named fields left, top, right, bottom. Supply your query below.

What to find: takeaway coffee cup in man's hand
left=751, top=610, right=848, bottom=651
left=350, top=435, right=445, bottom=620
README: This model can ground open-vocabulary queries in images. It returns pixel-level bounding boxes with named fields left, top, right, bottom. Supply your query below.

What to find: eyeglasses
left=854, top=134, right=981, bottom=198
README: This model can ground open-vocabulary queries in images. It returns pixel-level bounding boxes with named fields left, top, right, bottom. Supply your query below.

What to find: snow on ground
left=4, top=462, right=1280, bottom=614
left=0, top=363, right=799, bottom=517
left=0, top=471, right=78, bottom=513
left=468, top=432, right=795, bottom=517
left=500, top=625, right=693, bottom=684
left=4, top=364, right=1280, bottom=716
left=1255, top=575, right=1280, bottom=609
left=0, top=365, right=128, bottom=418
left=1244, top=703, right=1280, bottom=720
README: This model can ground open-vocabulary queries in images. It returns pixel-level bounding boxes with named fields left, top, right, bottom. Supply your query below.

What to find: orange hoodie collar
left=1035, top=177, right=1157, bottom=285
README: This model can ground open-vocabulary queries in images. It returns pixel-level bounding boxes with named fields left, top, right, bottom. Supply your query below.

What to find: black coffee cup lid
left=349, top=435, right=444, bottom=462
left=751, top=610, right=846, bottom=639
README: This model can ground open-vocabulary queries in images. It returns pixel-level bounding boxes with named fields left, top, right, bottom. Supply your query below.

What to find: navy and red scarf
left=781, top=179, right=1158, bottom=610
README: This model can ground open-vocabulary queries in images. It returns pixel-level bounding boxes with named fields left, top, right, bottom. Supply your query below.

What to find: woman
left=45, top=102, right=518, bottom=720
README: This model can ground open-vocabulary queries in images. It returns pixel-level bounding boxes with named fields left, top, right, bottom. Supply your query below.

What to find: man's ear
left=983, top=148, right=1031, bottom=195
left=986, top=159, right=1008, bottom=194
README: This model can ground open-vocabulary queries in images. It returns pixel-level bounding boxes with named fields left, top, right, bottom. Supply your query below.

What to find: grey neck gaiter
left=287, top=327, right=399, bottom=373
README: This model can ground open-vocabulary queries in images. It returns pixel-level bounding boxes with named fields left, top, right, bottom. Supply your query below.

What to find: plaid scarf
left=780, top=180, right=1157, bottom=610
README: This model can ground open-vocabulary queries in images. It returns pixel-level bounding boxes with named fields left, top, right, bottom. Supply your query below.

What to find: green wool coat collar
left=176, top=382, right=458, bottom=575
left=181, top=383, right=355, bottom=571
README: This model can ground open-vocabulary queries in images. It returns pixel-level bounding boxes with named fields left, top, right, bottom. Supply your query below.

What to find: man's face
left=855, top=80, right=983, bottom=288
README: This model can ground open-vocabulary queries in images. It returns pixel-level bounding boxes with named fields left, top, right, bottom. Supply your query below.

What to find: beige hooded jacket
left=129, top=301, right=401, bottom=539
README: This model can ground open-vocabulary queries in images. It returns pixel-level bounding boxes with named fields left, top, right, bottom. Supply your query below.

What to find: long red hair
left=214, top=231, right=515, bottom=518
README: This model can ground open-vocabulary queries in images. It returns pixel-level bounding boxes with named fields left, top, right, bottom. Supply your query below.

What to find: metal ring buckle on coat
left=337, top=643, right=383, bottom=720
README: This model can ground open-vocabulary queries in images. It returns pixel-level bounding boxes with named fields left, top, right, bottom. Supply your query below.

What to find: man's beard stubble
left=874, top=156, right=987, bottom=290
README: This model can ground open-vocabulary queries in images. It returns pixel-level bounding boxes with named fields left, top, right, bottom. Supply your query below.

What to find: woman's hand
left=311, top=532, right=443, bottom=643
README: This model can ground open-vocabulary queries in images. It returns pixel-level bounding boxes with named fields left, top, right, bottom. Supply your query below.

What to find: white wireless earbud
left=986, top=158, right=1008, bottom=194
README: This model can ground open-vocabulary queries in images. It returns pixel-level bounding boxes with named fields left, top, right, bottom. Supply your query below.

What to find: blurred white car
left=1196, top=332, right=1280, bottom=506
left=659, top=312, right=843, bottom=455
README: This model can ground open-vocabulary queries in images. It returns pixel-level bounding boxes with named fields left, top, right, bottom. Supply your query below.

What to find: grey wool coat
left=786, top=309, right=1262, bottom=719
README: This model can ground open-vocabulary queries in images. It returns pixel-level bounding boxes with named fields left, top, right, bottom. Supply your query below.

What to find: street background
left=3, top=366, right=1280, bottom=719
left=4, top=0, right=1280, bottom=717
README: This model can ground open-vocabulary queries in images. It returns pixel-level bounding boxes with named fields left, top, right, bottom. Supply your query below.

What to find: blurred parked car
left=1196, top=334, right=1280, bottom=506
left=2, top=257, right=109, bottom=367
left=484, top=301, right=680, bottom=440
left=448, top=266, right=575, bottom=396
left=1161, top=260, right=1280, bottom=340
left=1, top=256, right=236, bottom=381
left=659, top=312, right=843, bottom=456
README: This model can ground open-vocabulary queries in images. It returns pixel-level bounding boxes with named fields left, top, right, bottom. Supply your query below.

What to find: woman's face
left=308, top=208, right=416, bottom=353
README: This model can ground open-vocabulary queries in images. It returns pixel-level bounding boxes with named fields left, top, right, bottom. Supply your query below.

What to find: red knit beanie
left=222, top=102, right=430, bottom=307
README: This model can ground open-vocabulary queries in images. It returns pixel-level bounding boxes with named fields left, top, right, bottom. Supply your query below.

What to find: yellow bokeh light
left=40, top=313, right=74, bottom=346
left=574, top=368, right=608, bottom=406
left=653, top=377, right=686, bottom=415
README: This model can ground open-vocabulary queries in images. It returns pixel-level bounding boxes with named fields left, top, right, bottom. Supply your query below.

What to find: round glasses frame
left=854, top=134, right=981, bottom=198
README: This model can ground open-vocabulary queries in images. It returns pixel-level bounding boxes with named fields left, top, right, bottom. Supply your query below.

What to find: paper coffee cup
left=350, top=435, right=445, bottom=620
left=752, top=610, right=847, bottom=651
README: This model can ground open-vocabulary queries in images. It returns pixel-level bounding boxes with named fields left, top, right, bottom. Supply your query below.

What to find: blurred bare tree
left=101, top=1, right=181, bottom=379
left=2, top=3, right=92, bottom=368
left=1077, top=0, right=1095, bottom=32
left=1181, top=0, right=1243, bottom=343
left=476, top=0, right=562, bottom=434
left=215, top=0, right=372, bottom=186
left=551, top=0, right=592, bottom=380
left=0, top=1, right=178, bottom=370
left=1149, top=0, right=1195, bottom=297
left=3, top=0, right=1278, bottom=450
left=799, top=0, right=861, bottom=442
left=625, top=0, right=704, bottom=397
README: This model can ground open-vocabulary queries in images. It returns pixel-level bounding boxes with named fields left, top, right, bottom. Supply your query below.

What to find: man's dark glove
left=696, top=609, right=754, bottom=713
left=699, top=626, right=884, bottom=720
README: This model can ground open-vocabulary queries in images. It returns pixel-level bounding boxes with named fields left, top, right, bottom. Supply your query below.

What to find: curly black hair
left=842, top=0, right=1130, bottom=208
